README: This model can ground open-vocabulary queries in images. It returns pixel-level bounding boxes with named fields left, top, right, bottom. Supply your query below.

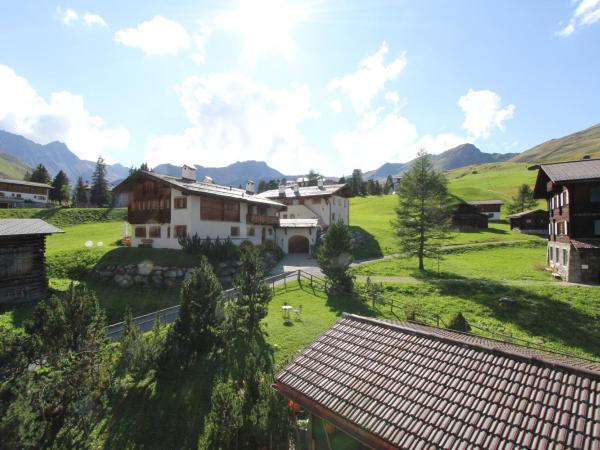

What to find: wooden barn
left=0, top=219, right=63, bottom=303
left=451, top=202, right=488, bottom=229
left=507, top=208, right=549, bottom=234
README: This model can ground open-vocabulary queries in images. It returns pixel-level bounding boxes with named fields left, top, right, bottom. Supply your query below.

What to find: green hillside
left=0, top=152, right=30, bottom=179
left=511, top=122, right=600, bottom=163
left=446, top=161, right=538, bottom=205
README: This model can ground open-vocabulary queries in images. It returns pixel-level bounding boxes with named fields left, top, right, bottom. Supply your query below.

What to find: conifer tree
left=316, top=220, right=354, bottom=292
left=392, top=150, right=451, bottom=272
left=49, top=170, right=70, bottom=204
left=507, top=184, right=538, bottom=214
left=90, top=156, right=110, bottom=206
left=350, top=169, right=364, bottom=196
left=28, top=164, right=51, bottom=184
left=72, top=176, right=87, bottom=206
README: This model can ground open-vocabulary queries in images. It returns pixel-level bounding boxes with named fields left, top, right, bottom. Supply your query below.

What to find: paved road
left=270, top=253, right=323, bottom=276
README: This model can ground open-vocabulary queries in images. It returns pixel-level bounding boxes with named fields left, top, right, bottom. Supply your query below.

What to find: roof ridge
left=538, top=157, right=600, bottom=166
left=342, top=313, right=600, bottom=379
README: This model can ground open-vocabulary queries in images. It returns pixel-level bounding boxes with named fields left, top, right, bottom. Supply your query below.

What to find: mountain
left=365, top=143, right=517, bottom=180
left=153, top=160, right=286, bottom=187
left=0, top=130, right=130, bottom=184
left=0, top=152, right=31, bottom=180
left=511, top=122, right=600, bottom=163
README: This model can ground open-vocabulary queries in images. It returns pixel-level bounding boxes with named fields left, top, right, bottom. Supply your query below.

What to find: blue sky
left=1, top=0, right=599, bottom=176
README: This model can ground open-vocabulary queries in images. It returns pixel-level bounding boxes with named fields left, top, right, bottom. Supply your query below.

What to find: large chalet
left=532, top=158, right=600, bottom=283
left=0, top=178, right=51, bottom=208
left=113, top=166, right=351, bottom=254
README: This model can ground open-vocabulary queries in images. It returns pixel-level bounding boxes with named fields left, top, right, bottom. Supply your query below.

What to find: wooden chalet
left=0, top=219, right=63, bottom=303
left=532, top=158, right=600, bottom=283
left=275, top=314, right=600, bottom=450
left=451, top=202, right=488, bottom=229
left=507, top=209, right=549, bottom=235
left=467, top=199, right=503, bottom=221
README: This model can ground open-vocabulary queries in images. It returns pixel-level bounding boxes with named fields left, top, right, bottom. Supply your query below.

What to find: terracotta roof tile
left=274, top=314, right=600, bottom=450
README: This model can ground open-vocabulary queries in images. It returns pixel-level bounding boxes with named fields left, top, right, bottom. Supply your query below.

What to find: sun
left=223, top=0, right=311, bottom=60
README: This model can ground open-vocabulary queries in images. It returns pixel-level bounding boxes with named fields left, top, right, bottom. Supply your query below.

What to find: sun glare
left=223, top=0, right=310, bottom=60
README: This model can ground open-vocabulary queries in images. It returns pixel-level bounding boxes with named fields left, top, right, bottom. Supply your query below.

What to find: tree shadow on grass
left=412, top=272, right=600, bottom=358
left=350, top=226, right=383, bottom=260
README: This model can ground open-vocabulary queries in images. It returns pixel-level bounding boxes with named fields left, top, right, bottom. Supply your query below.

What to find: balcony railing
left=246, top=213, right=279, bottom=225
left=128, top=208, right=171, bottom=224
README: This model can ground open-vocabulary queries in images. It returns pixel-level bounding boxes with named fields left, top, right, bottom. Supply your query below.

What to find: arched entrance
left=288, top=235, right=309, bottom=254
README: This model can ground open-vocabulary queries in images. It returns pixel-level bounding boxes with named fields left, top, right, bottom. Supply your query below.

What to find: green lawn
left=354, top=242, right=550, bottom=281
left=46, top=221, right=123, bottom=255
left=350, top=195, right=541, bottom=259
left=0, top=207, right=127, bottom=228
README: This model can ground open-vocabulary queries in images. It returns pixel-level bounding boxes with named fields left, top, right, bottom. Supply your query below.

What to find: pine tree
left=338, top=176, right=346, bottom=184
left=316, top=220, right=354, bottom=292
left=392, top=150, right=451, bottom=272
left=350, top=169, right=364, bottom=196
left=29, top=164, right=51, bottom=184
left=230, top=248, right=271, bottom=336
left=383, top=175, right=394, bottom=194
left=507, top=184, right=538, bottom=214
left=165, top=256, right=224, bottom=361
left=90, top=156, right=110, bottom=206
left=49, top=170, right=70, bottom=204
left=72, top=177, right=87, bottom=206
left=307, top=169, right=320, bottom=186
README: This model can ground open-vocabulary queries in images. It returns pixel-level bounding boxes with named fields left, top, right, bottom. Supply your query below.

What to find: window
left=591, top=187, right=600, bottom=203
left=282, top=214, right=288, bottom=219
left=201, top=196, right=240, bottom=221
left=167, top=227, right=171, bottom=239
left=224, top=200, right=240, bottom=221
left=311, top=198, right=320, bottom=204
left=332, top=213, right=336, bottom=221
left=175, top=225, right=187, bottom=238
left=563, top=249, right=568, bottom=266
left=268, top=228, right=273, bottom=235
left=149, top=225, right=161, bottom=238
left=564, top=189, right=569, bottom=205
left=595, top=220, right=600, bottom=236
left=231, top=226, right=240, bottom=237
left=135, top=226, right=146, bottom=238
left=174, top=197, right=187, bottom=209
left=247, top=227, right=255, bottom=236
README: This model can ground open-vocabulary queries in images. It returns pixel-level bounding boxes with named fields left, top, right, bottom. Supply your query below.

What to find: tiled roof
left=0, top=178, right=52, bottom=189
left=506, top=208, right=547, bottom=218
left=274, top=314, right=600, bottom=450
left=572, top=239, right=600, bottom=250
left=115, top=171, right=285, bottom=208
left=258, top=184, right=347, bottom=199
left=537, top=159, right=600, bottom=183
left=467, top=200, right=504, bottom=206
left=0, top=219, right=63, bottom=236
left=279, top=218, right=319, bottom=228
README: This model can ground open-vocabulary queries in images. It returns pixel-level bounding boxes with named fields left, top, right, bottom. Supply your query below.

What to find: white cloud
left=384, top=91, right=400, bottom=104
left=328, top=42, right=407, bottom=112
left=115, top=16, right=190, bottom=55
left=144, top=73, right=329, bottom=174
left=558, top=0, right=600, bottom=36
left=458, top=89, right=515, bottom=139
left=191, top=23, right=210, bottom=64
left=58, top=7, right=78, bottom=25
left=329, top=100, right=342, bottom=114
left=57, top=7, right=106, bottom=27
left=83, top=12, right=107, bottom=27
left=0, top=65, right=128, bottom=161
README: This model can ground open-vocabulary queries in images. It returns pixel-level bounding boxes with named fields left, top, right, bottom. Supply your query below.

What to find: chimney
left=246, top=180, right=255, bottom=194
left=278, top=183, right=286, bottom=196
left=203, top=176, right=214, bottom=184
left=582, top=155, right=591, bottom=160
left=181, top=165, right=197, bottom=182
left=317, top=177, right=324, bottom=189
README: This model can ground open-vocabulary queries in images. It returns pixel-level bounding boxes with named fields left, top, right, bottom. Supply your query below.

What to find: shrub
left=119, top=313, right=164, bottom=381
left=316, top=221, right=354, bottom=293
left=46, top=248, right=105, bottom=279
left=178, top=234, right=240, bottom=263
left=239, top=240, right=255, bottom=255
left=447, top=312, right=470, bottom=332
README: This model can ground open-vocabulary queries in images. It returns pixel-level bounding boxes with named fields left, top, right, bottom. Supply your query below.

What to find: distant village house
left=507, top=208, right=549, bottom=235
left=0, top=178, right=51, bottom=208
left=451, top=202, right=489, bottom=229
left=467, top=199, right=503, bottom=220
left=533, top=157, right=600, bottom=283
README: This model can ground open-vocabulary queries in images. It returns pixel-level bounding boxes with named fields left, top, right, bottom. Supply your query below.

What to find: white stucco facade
left=277, top=195, right=349, bottom=226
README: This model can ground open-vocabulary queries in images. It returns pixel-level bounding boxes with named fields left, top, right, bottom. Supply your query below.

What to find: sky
left=0, top=0, right=599, bottom=176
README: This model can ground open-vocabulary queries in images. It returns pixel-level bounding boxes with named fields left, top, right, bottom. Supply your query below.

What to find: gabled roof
left=113, top=171, right=285, bottom=208
left=0, top=219, right=63, bottom=237
left=506, top=208, right=547, bottom=218
left=0, top=178, right=52, bottom=189
left=275, top=314, right=600, bottom=450
left=533, top=158, right=600, bottom=183
left=258, top=183, right=350, bottom=199
left=467, top=200, right=503, bottom=206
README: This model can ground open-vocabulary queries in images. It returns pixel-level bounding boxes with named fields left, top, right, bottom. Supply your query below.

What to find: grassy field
left=354, top=242, right=550, bottom=281
left=0, top=207, right=127, bottom=228
left=446, top=161, right=540, bottom=207
left=349, top=194, right=541, bottom=259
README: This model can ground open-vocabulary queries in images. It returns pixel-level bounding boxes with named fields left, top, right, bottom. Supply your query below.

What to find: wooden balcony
left=128, top=208, right=171, bottom=224
left=246, top=213, right=279, bottom=225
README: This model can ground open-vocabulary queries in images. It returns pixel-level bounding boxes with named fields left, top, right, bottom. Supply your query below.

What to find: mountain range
left=0, top=121, right=598, bottom=186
